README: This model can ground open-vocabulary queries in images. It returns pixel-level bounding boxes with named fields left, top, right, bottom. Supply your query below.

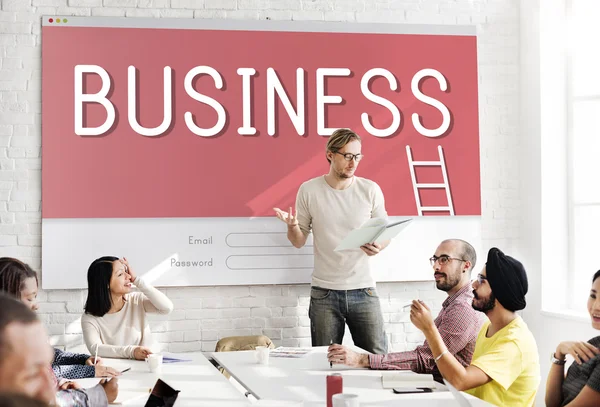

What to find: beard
left=333, top=166, right=355, bottom=179
left=435, top=272, right=462, bottom=292
left=472, top=291, right=496, bottom=312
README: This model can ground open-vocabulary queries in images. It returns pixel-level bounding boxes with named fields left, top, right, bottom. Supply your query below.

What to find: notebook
left=270, top=347, right=313, bottom=358
left=334, top=218, right=412, bottom=251
left=162, top=356, right=192, bottom=364
left=381, top=372, right=436, bottom=390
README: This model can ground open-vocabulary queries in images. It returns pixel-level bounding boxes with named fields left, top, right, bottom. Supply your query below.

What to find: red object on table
left=326, top=373, right=343, bottom=407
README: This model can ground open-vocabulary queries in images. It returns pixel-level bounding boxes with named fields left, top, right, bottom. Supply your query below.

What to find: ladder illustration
left=406, top=145, right=455, bottom=216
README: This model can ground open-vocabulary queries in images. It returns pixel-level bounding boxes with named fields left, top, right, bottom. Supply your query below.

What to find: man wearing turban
left=409, top=247, right=541, bottom=407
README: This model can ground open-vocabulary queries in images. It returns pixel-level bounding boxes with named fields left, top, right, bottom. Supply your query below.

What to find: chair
left=213, top=335, right=274, bottom=379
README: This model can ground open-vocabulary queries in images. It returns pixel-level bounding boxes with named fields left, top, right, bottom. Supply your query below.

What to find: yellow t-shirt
left=466, top=316, right=540, bottom=407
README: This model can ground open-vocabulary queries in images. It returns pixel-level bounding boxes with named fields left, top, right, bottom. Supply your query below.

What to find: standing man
left=328, top=239, right=485, bottom=382
left=410, top=247, right=540, bottom=407
left=274, top=128, right=389, bottom=353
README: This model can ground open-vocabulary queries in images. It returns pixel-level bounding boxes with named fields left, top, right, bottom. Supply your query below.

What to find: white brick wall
left=0, top=0, right=520, bottom=353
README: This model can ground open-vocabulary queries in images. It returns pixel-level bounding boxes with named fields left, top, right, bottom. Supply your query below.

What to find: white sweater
left=81, top=277, right=174, bottom=359
left=295, top=176, right=387, bottom=290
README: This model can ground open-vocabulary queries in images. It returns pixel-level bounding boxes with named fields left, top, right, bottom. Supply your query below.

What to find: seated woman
left=545, top=270, right=600, bottom=406
left=0, top=257, right=119, bottom=380
left=82, top=257, right=173, bottom=360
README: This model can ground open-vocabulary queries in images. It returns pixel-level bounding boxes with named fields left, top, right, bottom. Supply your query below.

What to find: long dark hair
left=0, top=257, right=38, bottom=299
left=594, top=270, right=600, bottom=283
left=84, top=256, right=119, bottom=317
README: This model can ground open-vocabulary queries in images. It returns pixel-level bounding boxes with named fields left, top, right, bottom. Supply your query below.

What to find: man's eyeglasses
left=429, top=255, right=466, bottom=266
left=475, top=274, right=488, bottom=284
left=334, top=152, right=363, bottom=162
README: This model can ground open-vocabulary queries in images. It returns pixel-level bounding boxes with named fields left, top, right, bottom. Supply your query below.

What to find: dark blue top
left=52, top=348, right=96, bottom=379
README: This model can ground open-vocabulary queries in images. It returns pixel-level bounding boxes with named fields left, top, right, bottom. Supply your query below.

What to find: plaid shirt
left=370, top=284, right=485, bottom=378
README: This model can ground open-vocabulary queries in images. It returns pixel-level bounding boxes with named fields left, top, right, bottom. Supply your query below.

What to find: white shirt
left=81, top=277, right=173, bottom=359
left=295, top=175, right=387, bottom=290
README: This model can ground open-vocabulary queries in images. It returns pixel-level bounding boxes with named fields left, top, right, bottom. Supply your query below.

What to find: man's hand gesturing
left=274, top=207, right=299, bottom=227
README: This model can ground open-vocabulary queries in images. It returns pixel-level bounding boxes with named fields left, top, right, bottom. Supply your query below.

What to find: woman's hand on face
left=121, top=257, right=136, bottom=281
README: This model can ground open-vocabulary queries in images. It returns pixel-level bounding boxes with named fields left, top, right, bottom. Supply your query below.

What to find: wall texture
left=0, top=0, right=521, bottom=354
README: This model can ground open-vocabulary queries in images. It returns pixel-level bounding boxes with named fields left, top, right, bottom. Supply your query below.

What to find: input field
left=226, top=254, right=313, bottom=270
left=226, top=232, right=313, bottom=248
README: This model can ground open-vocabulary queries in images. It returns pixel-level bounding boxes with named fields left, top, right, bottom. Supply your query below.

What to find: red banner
left=42, top=22, right=480, bottom=218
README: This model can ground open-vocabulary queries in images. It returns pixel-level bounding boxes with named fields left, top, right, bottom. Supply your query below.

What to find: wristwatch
left=551, top=352, right=566, bottom=365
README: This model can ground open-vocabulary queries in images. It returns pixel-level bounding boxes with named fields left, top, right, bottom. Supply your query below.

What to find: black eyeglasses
left=476, top=274, right=488, bottom=284
left=429, top=255, right=466, bottom=266
left=334, top=152, right=363, bottom=162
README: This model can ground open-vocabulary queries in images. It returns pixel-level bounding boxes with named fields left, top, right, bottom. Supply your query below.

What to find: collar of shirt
left=442, top=283, right=474, bottom=309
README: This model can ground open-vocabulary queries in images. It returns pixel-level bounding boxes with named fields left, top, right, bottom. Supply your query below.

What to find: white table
left=74, top=352, right=251, bottom=406
left=211, top=347, right=495, bottom=407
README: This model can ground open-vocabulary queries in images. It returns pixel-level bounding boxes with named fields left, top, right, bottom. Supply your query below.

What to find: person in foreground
left=0, top=293, right=118, bottom=406
left=82, top=257, right=173, bottom=359
left=545, top=270, right=600, bottom=407
left=327, top=239, right=485, bottom=381
left=410, top=247, right=540, bottom=407
left=0, top=257, right=120, bottom=380
left=0, top=393, right=49, bottom=407
left=274, top=128, right=389, bottom=354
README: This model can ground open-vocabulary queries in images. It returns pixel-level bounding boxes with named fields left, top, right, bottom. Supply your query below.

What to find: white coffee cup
left=145, top=353, right=163, bottom=373
left=332, top=393, right=359, bottom=407
left=255, top=346, right=270, bottom=365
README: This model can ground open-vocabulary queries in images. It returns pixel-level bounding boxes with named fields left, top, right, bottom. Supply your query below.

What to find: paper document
left=444, top=379, right=473, bottom=407
left=74, top=379, right=150, bottom=404
left=335, top=218, right=412, bottom=251
left=270, top=347, right=313, bottom=358
left=162, top=354, right=192, bottom=363
left=381, top=372, right=437, bottom=390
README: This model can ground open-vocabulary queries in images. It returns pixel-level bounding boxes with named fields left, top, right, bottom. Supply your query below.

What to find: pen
left=329, top=339, right=333, bottom=368
left=121, top=387, right=152, bottom=393
left=94, top=343, right=98, bottom=366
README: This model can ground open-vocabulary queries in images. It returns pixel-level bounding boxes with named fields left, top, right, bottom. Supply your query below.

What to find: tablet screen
left=144, top=379, right=180, bottom=407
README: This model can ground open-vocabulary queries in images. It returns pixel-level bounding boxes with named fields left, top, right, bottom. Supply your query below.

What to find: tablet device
left=144, top=379, right=180, bottom=407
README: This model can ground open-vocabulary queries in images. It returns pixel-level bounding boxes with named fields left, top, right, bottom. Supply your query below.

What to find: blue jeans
left=308, top=286, right=387, bottom=354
